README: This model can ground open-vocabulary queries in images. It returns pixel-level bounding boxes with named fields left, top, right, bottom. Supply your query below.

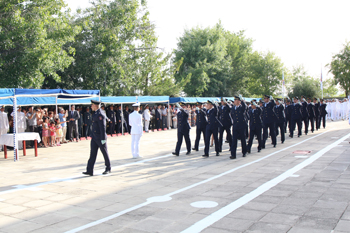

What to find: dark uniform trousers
left=302, top=116, right=309, bottom=134
left=84, top=124, right=92, bottom=137
left=175, top=129, right=191, bottom=154
left=247, top=126, right=262, bottom=151
left=204, top=126, right=219, bottom=155
left=194, top=127, right=205, bottom=150
left=219, top=125, right=232, bottom=152
left=87, top=138, right=111, bottom=174
left=315, top=115, right=320, bottom=130
left=309, top=117, right=315, bottom=132
left=231, top=126, right=247, bottom=157
left=109, top=121, right=115, bottom=135
left=263, top=122, right=276, bottom=147
left=320, top=115, right=326, bottom=128
left=276, top=122, right=285, bottom=143
left=291, top=118, right=302, bottom=136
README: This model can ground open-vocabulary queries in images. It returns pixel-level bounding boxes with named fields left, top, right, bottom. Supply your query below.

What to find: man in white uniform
left=11, top=106, right=26, bottom=149
left=0, top=106, right=9, bottom=151
left=143, top=104, right=151, bottom=133
left=129, top=102, right=143, bottom=158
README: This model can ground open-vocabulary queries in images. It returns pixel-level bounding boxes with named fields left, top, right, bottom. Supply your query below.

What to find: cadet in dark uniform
left=319, top=99, right=327, bottom=129
left=300, top=96, right=309, bottom=135
left=83, top=107, right=92, bottom=137
left=172, top=103, right=191, bottom=156
left=285, top=99, right=292, bottom=134
left=290, top=97, right=302, bottom=138
left=123, top=106, right=130, bottom=133
left=193, top=102, right=207, bottom=151
left=77, top=107, right=84, bottom=139
left=247, top=101, right=262, bottom=153
left=307, top=97, right=315, bottom=133
left=203, top=100, right=221, bottom=157
left=275, top=98, right=286, bottom=144
left=230, top=95, right=248, bottom=159
left=218, top=98, right=232, bottom=152
left=107, top=105, right=116, bottom=136
left=83, top=100, right=111, bottom=176
left=314, top=98, right=321, bottom=130
left=262, top=95, right=277, bottom=148
left=155, top=105, right=161, bottom=131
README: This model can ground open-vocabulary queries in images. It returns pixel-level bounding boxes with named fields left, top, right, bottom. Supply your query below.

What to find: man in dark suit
left=218, top=98, right=232, bottom=152
left=155, top=105, right=162, bottom=131
left=83, top=100, right=111, bottom=176
left=307, top=97, right=316, bottom=133
left=319, top=99, right=327, bottom=129
left=275, top=98, right=286, bottom=144
left=83, top=107, right=92, bottom=137
left=193, top=102, right=207, bottom=151
left=230, top=95, right=248, bottom=159
left=262, top=95, right=277, bottom=148
left=68, top=105, right=80, bottom=142
left=290, top=97, right=303, bottom=138
left=247, top=101, right=262, bottom=153
left=77, top=106, right=83, bottom=139
left=116, top=105, right=123, bottom=134
left=107, top=105, right=116, bottom=136
left=203, top=100, right=221, bottom=157
left=300, top=96, right=309, bottom=135
left=285, top=99, right=292, bottom=134
left=172, top=103, right=191, bottom=156
left=123, top=106, right=130, bottom=133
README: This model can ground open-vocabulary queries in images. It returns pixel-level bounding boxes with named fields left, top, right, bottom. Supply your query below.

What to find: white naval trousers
left=17, top=128, right=25, bottom=149
left=131, top=134, right=142, bottom=158
left=0, top=129, right=8, bottom=151
left=144, top=120, right=150, bottom=132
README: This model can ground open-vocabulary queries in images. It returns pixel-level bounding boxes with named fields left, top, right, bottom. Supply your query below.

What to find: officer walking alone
left=83, top=100, right=111, bottom=176
left=172, top=103, right=191, bottom=156
left=193, top=102, right=207, bottom=151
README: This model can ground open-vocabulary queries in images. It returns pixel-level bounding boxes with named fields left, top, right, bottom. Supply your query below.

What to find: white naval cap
left=132, top=102, right=140, bottom=107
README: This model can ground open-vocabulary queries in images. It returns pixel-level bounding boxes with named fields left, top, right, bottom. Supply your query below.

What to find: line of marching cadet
left=172, top=95, right=328, bottom=159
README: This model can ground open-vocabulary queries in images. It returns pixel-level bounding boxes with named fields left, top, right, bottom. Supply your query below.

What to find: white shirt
left=0, top=112, right=9, bottom=131
left=11, top=111, right=27, bottom=129
left=129, top=111, right=143, bottom=135
left=143, top=109, right=150, bottom=121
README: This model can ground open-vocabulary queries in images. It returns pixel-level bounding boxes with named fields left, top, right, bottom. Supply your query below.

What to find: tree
left=328, top=41, right=350, bottom=97
left=288, top=77, right=321, bottom=99
left=0, top=0, right=80, bottom=88
left=246, top=51, right=284, bottom=96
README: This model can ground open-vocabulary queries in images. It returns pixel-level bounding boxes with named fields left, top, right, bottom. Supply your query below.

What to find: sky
left=67, top=0, right=350, bottom=81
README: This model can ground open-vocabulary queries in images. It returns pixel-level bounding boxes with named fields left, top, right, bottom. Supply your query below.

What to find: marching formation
left=172, top=95, right=341, bottom=159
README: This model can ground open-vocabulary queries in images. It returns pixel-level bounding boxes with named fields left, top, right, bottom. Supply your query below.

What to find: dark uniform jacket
left=206, top=106, right=221, bottom=130
left=177, top=109, right=191, bottom=133
left=248, top=107, right=262, bottom=130
left=230, top=101, right=248, bottom=130
left=219, top=105, right=232, bottom=127
left=91, top=108, right=107, bottom=140
left=291, top=103, right=302, bottom=120
left=83, top=111, right=92, bottom=125
left=307, top=103, right=315, bottom=118
left=275, top=104, right=286, bottom=124
left=314, top=103, right=320, bottom=116
left=285, top=104, right=292, bottom=121
left=320, top=103, right=327, bottom=116
left=77, top=111, right=83, bottom=127
left=116, top=110, right=123, bottom=122
left=155, top=108, right=161, bottom=120
left=262, top=100, right=277, bottom=124
left=195, top=108, right=207, bottom=129
left=301, top=102, right=309, bottom=118
left=107, top=110, right=116, bottom=123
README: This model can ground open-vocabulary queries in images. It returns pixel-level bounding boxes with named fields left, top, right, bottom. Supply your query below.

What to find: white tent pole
left=168, top=100, right=170, bottom=129
left=55, top=96, right=58, bottom=116
left=13, top=95, right=18, bottom=162
left=121, top=103, right=124, bottom=135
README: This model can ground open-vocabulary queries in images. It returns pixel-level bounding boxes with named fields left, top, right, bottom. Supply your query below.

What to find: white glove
left=101, top=140, right=106, bottom=145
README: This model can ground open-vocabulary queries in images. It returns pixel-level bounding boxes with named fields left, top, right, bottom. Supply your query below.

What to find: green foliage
left=0, top=0, right=80, bottom=88
left=328, top=41, right=350, bottom=97
left=173, top=22, right=284, bottom=97
left=246, top=51, right=284, bottom=96
left=288, top=66, right=321, bottom=98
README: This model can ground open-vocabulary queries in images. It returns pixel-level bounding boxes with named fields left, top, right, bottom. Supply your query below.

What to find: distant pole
left=321, top=66, right=324, bottom=99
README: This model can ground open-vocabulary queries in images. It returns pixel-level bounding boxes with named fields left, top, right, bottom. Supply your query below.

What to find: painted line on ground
left=65, top=131, right=329, bottom=233
left=0, top=146, right=204, bottom=197
left=181, top=132, right=350, bottom=233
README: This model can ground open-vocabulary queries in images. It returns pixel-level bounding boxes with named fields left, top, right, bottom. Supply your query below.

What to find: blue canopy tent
left=0, top=88, right=100, bottom=161
left=169, top=97, right=220, bottom=104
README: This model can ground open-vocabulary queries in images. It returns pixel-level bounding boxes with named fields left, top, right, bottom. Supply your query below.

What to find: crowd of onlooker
left=0, top=103, right=202, bottom=151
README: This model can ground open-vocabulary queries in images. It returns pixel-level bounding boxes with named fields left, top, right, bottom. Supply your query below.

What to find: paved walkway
left=0, top=121, right=349, bottom=233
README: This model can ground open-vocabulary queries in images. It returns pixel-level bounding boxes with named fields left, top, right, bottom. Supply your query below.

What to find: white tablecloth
left=0, top=132, right=41, bottom=147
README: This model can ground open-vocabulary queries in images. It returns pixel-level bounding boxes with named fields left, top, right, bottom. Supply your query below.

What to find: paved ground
left=0, top=120, right=349, bottom=233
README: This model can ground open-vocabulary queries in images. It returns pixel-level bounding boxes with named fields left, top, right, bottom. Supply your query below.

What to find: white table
left=0, top=132, right=41, bottom=159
